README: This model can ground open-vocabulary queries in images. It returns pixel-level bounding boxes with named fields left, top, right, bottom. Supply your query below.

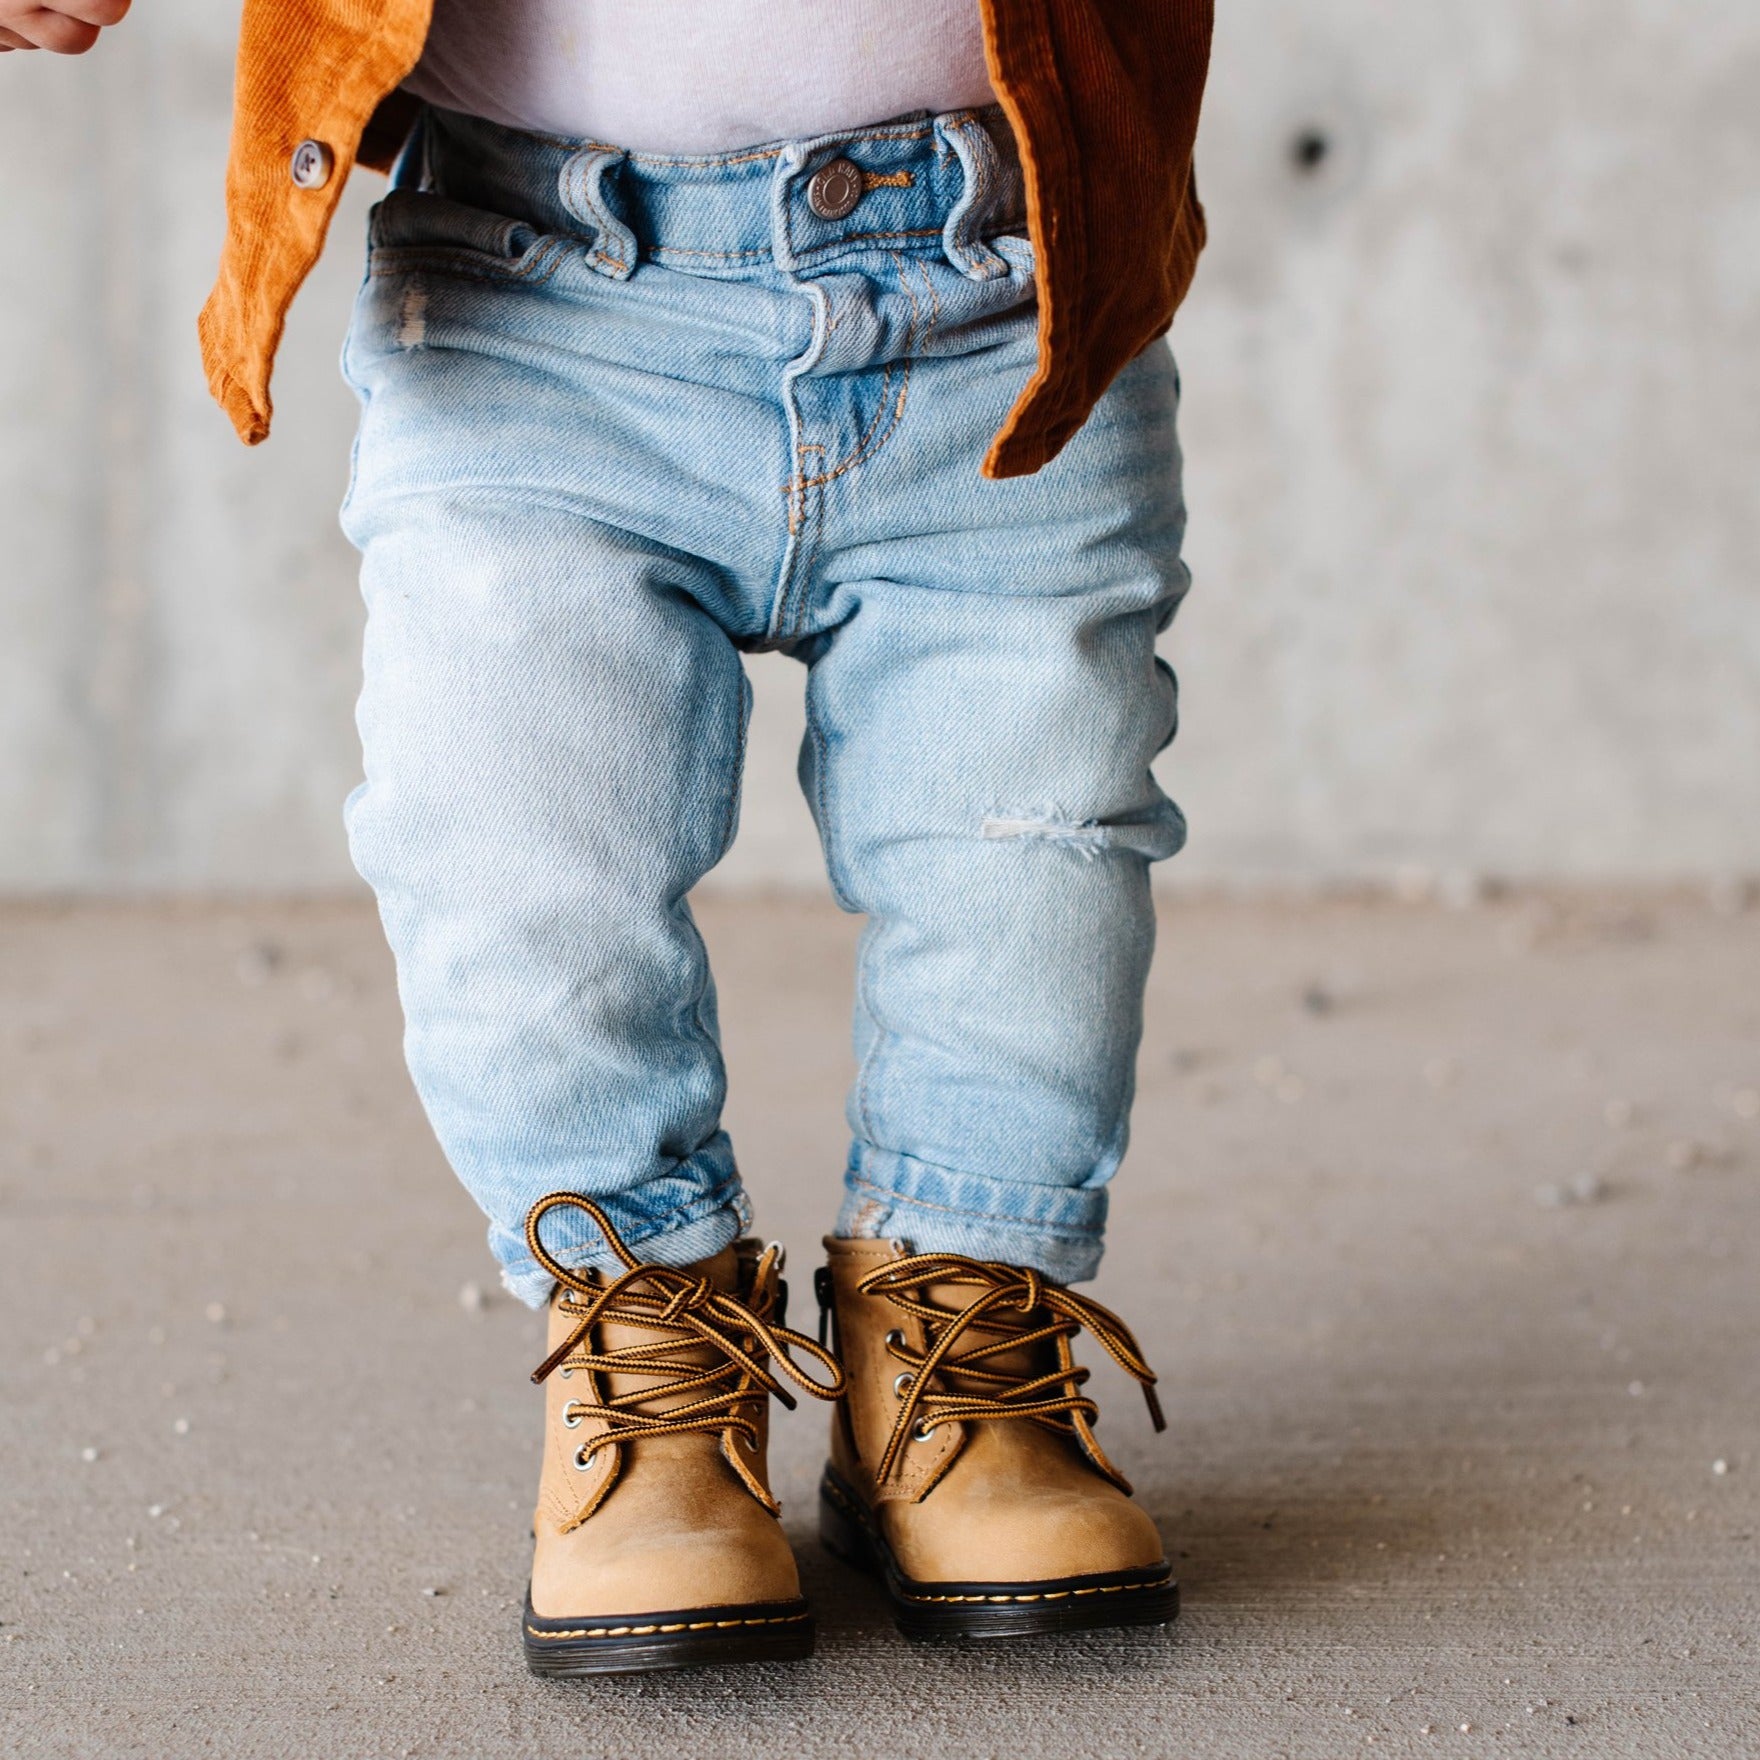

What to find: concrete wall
left=2, top=0, right=1756, bottom=893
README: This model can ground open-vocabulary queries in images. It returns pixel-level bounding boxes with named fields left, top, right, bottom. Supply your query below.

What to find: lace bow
left=855, top=1252, right=1165, bottom=1491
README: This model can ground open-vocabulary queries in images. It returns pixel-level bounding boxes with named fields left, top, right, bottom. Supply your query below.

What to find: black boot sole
left=522, top=1592, right=814, bottom=1676
left=819, top=1464, right=1178, bottom=1640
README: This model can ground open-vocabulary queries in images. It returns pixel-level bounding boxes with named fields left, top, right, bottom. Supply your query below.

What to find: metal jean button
left=806, top=157, right=864, bottom=221
left=290, top=139, right=335, bottom=190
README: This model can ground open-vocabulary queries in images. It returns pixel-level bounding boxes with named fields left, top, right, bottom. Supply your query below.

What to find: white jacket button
left=290, top=140, right=335, bottom=190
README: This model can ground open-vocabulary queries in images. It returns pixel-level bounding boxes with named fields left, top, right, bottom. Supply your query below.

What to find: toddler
left=4, top=0, right=1212, bottom=1675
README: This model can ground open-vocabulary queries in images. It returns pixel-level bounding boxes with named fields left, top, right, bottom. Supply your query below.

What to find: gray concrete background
left=2, top=892, right=1757, bottom=1756
left=2, top=1, right=1758, bottom=893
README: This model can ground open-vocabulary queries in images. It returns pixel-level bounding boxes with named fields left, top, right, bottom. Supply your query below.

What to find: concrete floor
left=1, top=892, right=1756, bottom=1758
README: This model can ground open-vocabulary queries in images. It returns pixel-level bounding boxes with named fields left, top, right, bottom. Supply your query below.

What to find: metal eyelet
left=884, top=1328, right=906, bottom=1349
left=572, top=1445, right=599, bottom=1472
left=912, top=1421, right=937, bottom=1443
left=557, top=1367, right=572, bottom=1380
left=893, top=1372, right=914, bottom=1396
left=561, top=1401, right=586, bottom=1429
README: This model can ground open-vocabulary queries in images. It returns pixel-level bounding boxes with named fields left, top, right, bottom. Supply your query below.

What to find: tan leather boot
left=815, top=1236, right=1177, bottom=1638
left=520, top=1194, right=843, bottom=1675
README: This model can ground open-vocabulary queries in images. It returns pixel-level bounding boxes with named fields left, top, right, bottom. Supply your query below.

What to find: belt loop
left=770, top=143, right=810, bottom=273
left=558, top=148, right=638, bottom=281
left=935, top=112, right=1009, bottom=281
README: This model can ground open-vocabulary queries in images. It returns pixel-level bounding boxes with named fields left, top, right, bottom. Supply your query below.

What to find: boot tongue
left=920, top=1277, right=1059, bottom=1392
left=589, top=1245, right=750, bottom=1415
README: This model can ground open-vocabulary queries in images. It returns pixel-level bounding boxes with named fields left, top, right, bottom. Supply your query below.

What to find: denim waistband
left=407, top=104, right=1028, bottom=283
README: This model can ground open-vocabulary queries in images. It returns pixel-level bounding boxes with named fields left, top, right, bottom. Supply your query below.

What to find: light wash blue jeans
left=340, top=106, right=1190, bottom=1305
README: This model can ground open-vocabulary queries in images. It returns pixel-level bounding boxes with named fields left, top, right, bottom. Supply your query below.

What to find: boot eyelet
left=558, top=1367, right=573, bottom=1380
left=572, top=1445, right=599, bottom=1472
left=884, top=1328, right=906, bottom=1349
left=561, top=1400, right=586, bottom=1429
left=912, top=1421, right=937, bottom=1443
left=892, top=1372, right=913, bottom=1396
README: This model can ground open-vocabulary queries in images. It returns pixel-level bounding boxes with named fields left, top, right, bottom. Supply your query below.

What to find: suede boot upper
left=820, top=1235, right=1168, bottom=1585
left=524, top=1195, right=843, bottom=1620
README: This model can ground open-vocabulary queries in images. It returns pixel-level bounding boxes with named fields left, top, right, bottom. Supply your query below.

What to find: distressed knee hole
left=982, top=810, right=1112, bottom=857
left=981, top=804, right=1186, bottom=862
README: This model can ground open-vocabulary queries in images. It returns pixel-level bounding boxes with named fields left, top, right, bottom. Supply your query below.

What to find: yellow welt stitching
left=527, top=1611, right=808, bottom=1641
left=899, top=1578, right=1170, bottom=1605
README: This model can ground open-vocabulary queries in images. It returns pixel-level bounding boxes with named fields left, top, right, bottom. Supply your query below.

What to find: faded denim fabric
left=340, top=106, right=1190, bottom=1305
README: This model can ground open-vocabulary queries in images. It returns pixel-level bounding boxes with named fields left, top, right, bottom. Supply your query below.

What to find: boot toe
left=884, top=1481, right=1166, bottom=1586
left=531, top=1512, right=801, bottom=1618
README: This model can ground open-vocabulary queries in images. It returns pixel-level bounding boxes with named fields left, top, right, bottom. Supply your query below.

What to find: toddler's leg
left=803, top=371, right=1189, bottom=1285
left=345, top=497, right=753, bottom=1302
left=804, top=355, right=1191, bottom=1630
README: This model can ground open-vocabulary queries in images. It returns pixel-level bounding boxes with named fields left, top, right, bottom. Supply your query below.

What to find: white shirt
left=404, top=0, right=998, bottom=156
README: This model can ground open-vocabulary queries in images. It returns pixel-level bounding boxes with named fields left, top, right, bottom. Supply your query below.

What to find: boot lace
left=525, top=1194, right=844, bottom=1511
left=855, top=1253, right=1166, bottom=1491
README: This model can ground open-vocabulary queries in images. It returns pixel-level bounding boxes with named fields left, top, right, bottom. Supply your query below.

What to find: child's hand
left=0, top=0, right=130, bottom=53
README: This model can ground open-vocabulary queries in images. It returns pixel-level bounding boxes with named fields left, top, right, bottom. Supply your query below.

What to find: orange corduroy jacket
left=199, top=0, right=1212, bottom=479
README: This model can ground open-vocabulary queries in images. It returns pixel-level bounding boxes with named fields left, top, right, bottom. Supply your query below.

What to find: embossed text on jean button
left=807, top=158, right=864, bottom=222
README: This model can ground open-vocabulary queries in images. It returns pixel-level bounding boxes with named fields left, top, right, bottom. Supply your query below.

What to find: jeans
left=340, top=105, right=1191, bottom=1305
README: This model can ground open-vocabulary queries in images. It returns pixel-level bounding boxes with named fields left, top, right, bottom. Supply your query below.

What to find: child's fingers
left=0, top=26, right=37, bottom=49
left=47, top=0, right=132, bottom=24
left=2, top=7, right=104, bottom=53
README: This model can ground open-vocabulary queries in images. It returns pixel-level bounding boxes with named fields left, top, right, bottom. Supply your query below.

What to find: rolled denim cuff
left=493, top=1164, right=753, bottom=1308
left=835, top=1145, right=1108, bottom=1285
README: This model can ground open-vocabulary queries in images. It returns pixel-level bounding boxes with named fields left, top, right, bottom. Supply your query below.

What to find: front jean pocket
left=366, top=188, right=562, bottom=284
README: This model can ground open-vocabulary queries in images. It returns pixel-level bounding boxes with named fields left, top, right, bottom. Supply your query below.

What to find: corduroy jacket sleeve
left=198, top=0, right=432, bottom=445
